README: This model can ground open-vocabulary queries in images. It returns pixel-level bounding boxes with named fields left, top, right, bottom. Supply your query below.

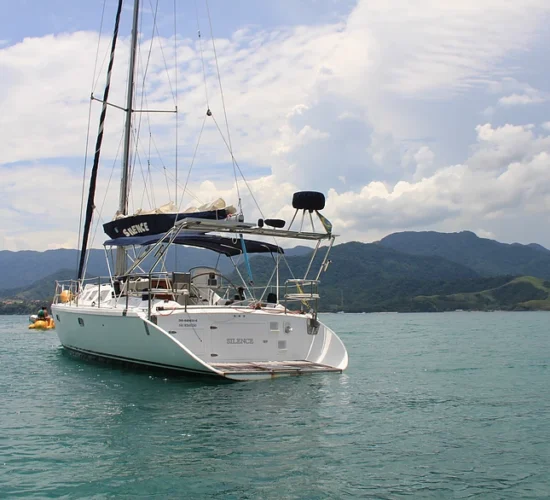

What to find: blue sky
left=1, top=0, right=550, bottom=251
left=3, top=0, right=355, bottom=42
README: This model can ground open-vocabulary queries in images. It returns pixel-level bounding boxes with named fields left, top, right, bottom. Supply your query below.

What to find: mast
left=77, top=0, right=125, bottom=281
left=115, top=0, right=140, bottom=276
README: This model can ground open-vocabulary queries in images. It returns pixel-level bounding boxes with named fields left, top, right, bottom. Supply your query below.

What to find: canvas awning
left=103, top=233, right=283, bottom=257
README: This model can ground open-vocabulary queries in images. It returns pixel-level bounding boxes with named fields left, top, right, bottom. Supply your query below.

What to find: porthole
left=78, top=317, right=85, bottom=327
left=56, top=314, right=60, bottom=322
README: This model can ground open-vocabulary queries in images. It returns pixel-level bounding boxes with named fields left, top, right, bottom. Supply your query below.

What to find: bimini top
left=103, top=232, right=283, bottom=257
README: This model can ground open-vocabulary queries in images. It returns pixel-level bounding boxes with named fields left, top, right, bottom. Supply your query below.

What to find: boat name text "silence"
left=227, top=338, right=254, bottom=345
left=122, top=222, right=150, bottom=237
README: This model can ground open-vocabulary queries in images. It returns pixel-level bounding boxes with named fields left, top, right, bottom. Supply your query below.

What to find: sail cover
left=103, top=209, right=228, bottom=239
left=103, top=233, right=283, bottom=257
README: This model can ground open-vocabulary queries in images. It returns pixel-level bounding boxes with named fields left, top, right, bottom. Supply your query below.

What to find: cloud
left=322, top=123, right=550, bottom=241
left=498, top=93, right=547, bottom=106
left=347, top=0, right=550, bottom=100
left=412, top=146, right=436, bottom=181
left=1, top=0, right=550, bottom=251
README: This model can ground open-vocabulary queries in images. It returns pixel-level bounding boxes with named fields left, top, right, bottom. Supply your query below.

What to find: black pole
left=78, top=0, right=125, bottom=280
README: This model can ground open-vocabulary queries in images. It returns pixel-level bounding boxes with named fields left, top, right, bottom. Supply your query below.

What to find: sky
left=1, top=0, right=550, bottom=252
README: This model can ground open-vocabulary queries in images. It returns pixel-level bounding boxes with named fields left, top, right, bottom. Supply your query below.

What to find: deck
left=209, top=360, right=342, bottom=379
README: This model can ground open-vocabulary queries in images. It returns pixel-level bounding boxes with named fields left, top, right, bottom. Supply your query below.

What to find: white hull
left=51, top=302, right=348, bottom=381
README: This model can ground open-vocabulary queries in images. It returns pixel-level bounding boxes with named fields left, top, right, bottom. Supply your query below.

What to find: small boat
left=29, top=315, right=56, bottom=330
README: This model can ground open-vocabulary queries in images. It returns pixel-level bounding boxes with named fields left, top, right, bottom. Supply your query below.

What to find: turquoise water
left=1, top=312, right=549, bottom=499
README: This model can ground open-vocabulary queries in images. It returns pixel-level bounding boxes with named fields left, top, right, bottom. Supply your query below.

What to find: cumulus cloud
left=498, top=93, right=547, bottom=106
left=324, top=123, right=550, bottom=241
left=1, top=0, right=550, bottom=251
left=412, top=146, right=436, bottom=181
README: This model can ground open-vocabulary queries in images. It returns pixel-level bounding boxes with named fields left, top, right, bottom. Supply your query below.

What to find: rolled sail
left=103, top=199, right=236, bottom=239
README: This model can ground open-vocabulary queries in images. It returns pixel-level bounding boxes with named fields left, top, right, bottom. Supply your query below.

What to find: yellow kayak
left=28, top=317, right=56, bottom=330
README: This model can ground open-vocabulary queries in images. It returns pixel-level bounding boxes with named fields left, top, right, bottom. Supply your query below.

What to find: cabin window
left=78, top=317, right=85, bottom=327
left=278, top=340, right=287, bottom=350
left=56, top=314, right=60, bottom=322
left=270, top=322, right=279, bottom=331
left=100, top=290, right=110, bottom=302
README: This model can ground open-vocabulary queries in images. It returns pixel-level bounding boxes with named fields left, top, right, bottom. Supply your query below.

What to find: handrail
left=54, top=271, right=318, bottom=313
left=283, top=278, right=320, bottom=315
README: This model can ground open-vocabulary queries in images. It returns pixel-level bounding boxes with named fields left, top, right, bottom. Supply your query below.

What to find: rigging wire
left=86, top=133, right=125, bottom=274
left=195, top=0, right=210, bottom=109
left=76, top=0, right=108, bottom=275
left=197, top=2, right=307, bottom=291
left=91, top=1, right=110, bottom=92
left=78, top=0, right=125, bottom=281
left=139, top=90, right=158, bottom=208
left=129, top=0, right=180, bottom=214
left=173, top=0, right=179, bottom=214
left=210, top=115, right=264, bottom=217
left=129, top=119, right=204, bottom=207
left=178, top=112, right=209, bottom=213
left=133, top=137, right=154, bottom=209
left=150, top=2, right=177, bottom=105
left=142, top=131, right=152, bottom=209
left=148, top=136, right=156, bottom=207
left=209, top=113, right=303, bottom=284
left=129, top=0, right=159, bottom=214
left=205, top=0, right=242, bottom=213
left=197, top=3, right=300, bottom=286
left=77, top=101, right=96, bottom=275
left=165, top=0, right=213, bottom=216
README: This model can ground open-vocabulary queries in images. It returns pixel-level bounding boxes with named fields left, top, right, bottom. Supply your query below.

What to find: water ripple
left=1, top=313, right=549, bottom=498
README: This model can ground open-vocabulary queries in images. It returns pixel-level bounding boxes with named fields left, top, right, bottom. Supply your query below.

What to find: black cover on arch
left=103, top=232, right=284, bottom=257
left=103, top=209, right=228, bottom=239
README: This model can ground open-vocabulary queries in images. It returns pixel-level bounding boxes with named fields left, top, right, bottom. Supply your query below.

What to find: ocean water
left=1, top=312, right=549, bottom=499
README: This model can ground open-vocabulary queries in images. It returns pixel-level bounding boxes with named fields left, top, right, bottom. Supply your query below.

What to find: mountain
left=0, top=243, right=315, bottom=292
left=402, top=276, right=550, bottom=312
left=0, top=247, right=236, bottom=291
left=236, top=241, right=484, bottom=311
left=2, top=238, right=548, bottom=313
left=2, top=240, right=482, bottom=309
left=7, top=231, right=550, bottom=293
left=379, top=231, right=550, bottom=278
left=0, top=249, right=103, bottom=291
left=283, top=245, right=314, bottom=257
left=243, top=241, right=480, bottom=287
left=524, top=243, right=550, bottom=254
left=0, top=269, right=76, bottom=301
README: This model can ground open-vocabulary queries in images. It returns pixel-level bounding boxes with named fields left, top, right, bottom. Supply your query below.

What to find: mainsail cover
left=103, top=209, right=228, bottom=239
left=103, top=199, right=235, bottom=239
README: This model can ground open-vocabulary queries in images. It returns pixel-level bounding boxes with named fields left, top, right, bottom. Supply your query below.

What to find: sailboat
left=51, top=0, right=348, bottom=381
